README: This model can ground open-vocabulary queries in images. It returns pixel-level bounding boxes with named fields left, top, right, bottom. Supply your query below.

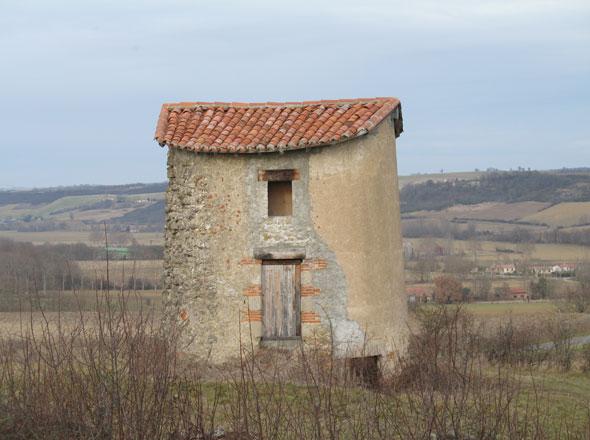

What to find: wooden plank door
left=262, top=260, right=301, bottom=339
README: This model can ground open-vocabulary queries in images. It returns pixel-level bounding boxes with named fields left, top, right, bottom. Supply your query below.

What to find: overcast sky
left=1, top=0, right=589, bottom=188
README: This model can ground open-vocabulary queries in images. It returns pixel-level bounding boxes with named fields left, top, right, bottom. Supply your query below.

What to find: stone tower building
left=154, top=97, right=407, bottom=364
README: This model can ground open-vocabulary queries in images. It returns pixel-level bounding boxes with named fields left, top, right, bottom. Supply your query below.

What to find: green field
left=0, top=192, right=166, bottom=221
left=461, top=301, right=556, bottom=316
left=0, top=195, right=105, bottom=220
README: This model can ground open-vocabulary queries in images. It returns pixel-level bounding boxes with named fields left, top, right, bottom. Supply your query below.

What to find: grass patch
left=462, top=301, right=557, bottom=316
left=523, top=202, right=590, bottom=227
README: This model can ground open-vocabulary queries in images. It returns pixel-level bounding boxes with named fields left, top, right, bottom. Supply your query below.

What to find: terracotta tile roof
left=406, top=285, right=431, bottom=296
left=154, top=98, right=402, bottom=154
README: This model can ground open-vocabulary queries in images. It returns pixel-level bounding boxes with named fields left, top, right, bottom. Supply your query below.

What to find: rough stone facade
left=163, top=116, right=407, bottom=364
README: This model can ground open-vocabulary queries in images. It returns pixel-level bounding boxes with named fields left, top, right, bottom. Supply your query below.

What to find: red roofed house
left=154, top=98, right=407, bottom=366
left=406, top=285, right=432, bottom=303
left=508, top=287, right=528, bottom=301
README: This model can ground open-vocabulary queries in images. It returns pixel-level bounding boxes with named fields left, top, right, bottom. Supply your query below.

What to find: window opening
left=268, top=181, right=292, bottom=216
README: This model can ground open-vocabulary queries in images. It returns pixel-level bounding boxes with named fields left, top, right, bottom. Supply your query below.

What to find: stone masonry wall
left=164, top=116, right=407, bottom=363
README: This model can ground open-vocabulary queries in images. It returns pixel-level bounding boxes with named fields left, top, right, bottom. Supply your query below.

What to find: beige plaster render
left=308, top=119, right=407, bottom=358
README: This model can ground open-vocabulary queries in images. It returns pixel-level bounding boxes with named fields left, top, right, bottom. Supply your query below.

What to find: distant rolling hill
left=400, top=170, right=590, bottom=213
left=400, top=169, right=590, bottom=246
left=0, top=183, right=167, bottom=233
left=2, top=168, right=590, bottom=243
left=0, top=183, right=167, bottom=206
left=398, top=171, right=484, bottom=188
left=113, top=200, right=165, bottom=225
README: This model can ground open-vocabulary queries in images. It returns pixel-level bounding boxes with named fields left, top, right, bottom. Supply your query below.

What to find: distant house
left=529, top=263, right=576, bottom=276
left=490, top=263, right=516, bottom=275
left=551, top=263, right=576, bottom=275
left=434, top=244, right=446, bottom=257
left=402, top=240, right=415, bottom=260
left=406, top=285, right=432, bottom=303
left=508, top=287, right=528, bottom=301
left=529, top=264, right=552, bottom=275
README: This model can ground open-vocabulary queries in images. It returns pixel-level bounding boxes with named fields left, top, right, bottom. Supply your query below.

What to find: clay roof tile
left=154, top=97, right=402, bottom=153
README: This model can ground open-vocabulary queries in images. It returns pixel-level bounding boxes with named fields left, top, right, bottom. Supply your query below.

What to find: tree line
left=0, top=239, right=164, bottom=298
left=400, top=171, right=590, bottom=213
left=0, top=239, right=83, bottom=295
left=403, top=218, right=590, bottom=246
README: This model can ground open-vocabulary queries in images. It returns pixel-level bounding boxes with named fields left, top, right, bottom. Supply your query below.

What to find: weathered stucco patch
left=308, top=119, right=407, bottom=357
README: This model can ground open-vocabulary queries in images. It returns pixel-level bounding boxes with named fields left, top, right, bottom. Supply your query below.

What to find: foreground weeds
left=0, top=293, right=198, bottom=439
left=1, top=295, right=590, bottom=439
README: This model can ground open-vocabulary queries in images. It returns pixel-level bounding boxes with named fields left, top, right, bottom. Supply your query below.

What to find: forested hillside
left=401, top=171, right=590, bottom=213
left=112, top=200, right=165, bottom=225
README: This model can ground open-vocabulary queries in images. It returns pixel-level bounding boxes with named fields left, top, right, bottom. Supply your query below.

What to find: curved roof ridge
left=154, top=97, right=402, bottom=153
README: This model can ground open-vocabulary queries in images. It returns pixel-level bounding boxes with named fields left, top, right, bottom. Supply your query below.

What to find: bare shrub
left=548, top=319, right=576, bottom=371
left=1, top=295, right=589, bottom=438
left=582, top=344, right=590, bottom=373
left=0, top=292, right=213, bottom=439
left=398, top=306, right=481, bottom=388
left=391, top=306, right=547, bottom=439
left=484, top=318, right=548, bottom=366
